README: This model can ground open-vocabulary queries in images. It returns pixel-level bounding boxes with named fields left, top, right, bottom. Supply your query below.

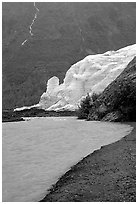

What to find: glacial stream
left=2, top=117, right=133, bottom=202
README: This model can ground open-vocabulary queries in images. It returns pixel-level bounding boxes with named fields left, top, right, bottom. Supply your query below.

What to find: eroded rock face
left=39, top=44, right=136, bottom=111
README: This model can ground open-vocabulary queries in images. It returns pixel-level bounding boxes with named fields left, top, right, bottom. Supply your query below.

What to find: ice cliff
left=38, top=44, right=136, bottom=111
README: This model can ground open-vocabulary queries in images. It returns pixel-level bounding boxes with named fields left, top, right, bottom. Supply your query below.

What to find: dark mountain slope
left=2, top=2, right=136, bottom=109
left=87, top=57, right=136, bottom=122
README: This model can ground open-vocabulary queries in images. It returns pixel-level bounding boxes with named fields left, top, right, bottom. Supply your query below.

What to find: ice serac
left=39, top=44, right=136, bottom=111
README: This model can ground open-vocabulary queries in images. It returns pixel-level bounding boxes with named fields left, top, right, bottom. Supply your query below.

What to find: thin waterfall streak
left=21, top=2, right=39, bottom=46
left=78, top=25, right=85, bottom=43
left=72, top=9, right=85, bottom=53
left=34, top=2, right=39, bottom=12
left=29, top=2, right=39, bottom=36
left=21, top=39, right=28, bottom=46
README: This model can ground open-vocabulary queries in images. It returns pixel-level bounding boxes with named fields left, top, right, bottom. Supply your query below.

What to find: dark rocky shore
left=2, top=109, right=77, bottom=123
left=40, top=123, right=136, bottom=202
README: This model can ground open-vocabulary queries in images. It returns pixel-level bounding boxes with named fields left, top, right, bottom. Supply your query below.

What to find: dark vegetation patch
left=2, top=110, right=25, bottom=122
left=77, top=93, right=100, bottom=119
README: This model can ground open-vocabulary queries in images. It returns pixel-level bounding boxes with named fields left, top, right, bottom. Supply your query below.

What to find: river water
left=2, top=117, right=133, bottom=202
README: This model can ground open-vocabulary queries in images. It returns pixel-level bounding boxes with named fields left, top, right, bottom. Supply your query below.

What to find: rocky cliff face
left=3, top=2, right=136, bottom=109
left=38, top=44, right=136, bottom=111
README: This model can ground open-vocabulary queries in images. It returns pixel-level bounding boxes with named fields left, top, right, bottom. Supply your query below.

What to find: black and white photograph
left=2, top=1, right=136, bottom=202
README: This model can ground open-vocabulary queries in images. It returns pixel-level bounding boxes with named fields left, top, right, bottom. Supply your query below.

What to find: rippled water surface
left=2, top=117, right=133, bottom=202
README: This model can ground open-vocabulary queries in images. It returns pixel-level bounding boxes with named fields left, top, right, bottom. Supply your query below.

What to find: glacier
left=14, top=44, right=136, bottom=112
left=39, top=44, right=136, bottom=111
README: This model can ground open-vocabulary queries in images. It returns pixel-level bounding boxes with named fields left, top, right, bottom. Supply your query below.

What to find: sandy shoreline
left=40, top=122, right=136, bottom=202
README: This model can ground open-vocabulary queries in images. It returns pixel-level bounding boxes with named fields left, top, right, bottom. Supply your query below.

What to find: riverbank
left=2, top=109, right=77, bottom=123
left=40, top=122, right=136, bottom=202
